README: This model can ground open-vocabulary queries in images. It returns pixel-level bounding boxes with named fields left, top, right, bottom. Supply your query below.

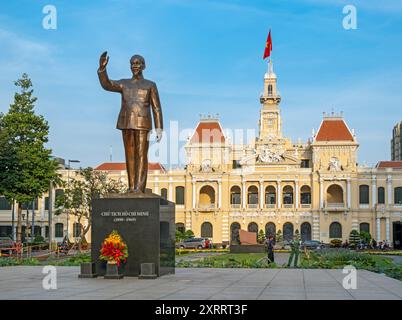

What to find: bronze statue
left=98, top=51, right=163, bottom=193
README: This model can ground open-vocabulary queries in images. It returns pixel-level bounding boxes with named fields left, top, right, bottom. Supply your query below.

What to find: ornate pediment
left=256, top=144, right=300, bottom=165
left=257, top=144, right=285, bottom=163
left=327, top=157, right=343, bottom=171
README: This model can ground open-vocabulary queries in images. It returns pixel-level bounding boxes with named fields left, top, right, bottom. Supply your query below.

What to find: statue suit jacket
left=97, top=68, right=163, bottom=131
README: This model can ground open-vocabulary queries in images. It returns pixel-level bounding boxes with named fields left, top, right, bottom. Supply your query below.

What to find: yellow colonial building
left=1, top=62, right=402, bottom=248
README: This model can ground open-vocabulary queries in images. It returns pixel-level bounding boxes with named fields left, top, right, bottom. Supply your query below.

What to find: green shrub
left=349, top=230, right=360, bottom=248
left=330, top=239, right=342, bottom=248
left=49, top=253, right=91, bottom=266
left=299, top=250, right=402, bottom=281
left=0, top=257, right=40, bottom=267
left=359, top=231, right=371, bottom=245
left=257, top=229, right=266, bottom=244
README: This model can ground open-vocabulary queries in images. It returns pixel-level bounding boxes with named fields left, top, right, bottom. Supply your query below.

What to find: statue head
left=130, top=55, right=146, bottom=77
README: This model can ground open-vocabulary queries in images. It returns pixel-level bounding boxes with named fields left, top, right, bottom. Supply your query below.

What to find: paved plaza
left=0, top=266, right=401, bottom=300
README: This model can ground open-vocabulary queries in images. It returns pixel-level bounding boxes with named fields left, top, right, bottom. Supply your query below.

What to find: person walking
left=265, top=235, right=275, bottom=263
left=287, top=237, right=301, bottom=267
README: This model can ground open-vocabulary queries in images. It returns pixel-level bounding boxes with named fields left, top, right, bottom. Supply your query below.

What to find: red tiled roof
left=190, top=121, right=225, bottom=144
left=95, top=162, right=166, bottom=172
left=376, top=161, right=402, bottom=169
left=315, top=119, right=354, bottom=141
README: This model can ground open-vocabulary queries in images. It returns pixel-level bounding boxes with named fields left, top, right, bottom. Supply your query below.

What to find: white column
left=387, top=175, right=392, bottom=205
left=376, top=218, right=381, bottom=240
left=192, top=179, right=196, bottom=209
left=295, top=180, right=299, bottom=209
left=168, top=177, right=173, bottom=202
left=242, top=179, right=246, bottom=209
left=277, top=180, right=281, bottom=209
left=319, top=178, right=324, bottom=209
left=259, top=180, right=264, bottom=209
left=347, top=178, right=351, bottom=209
left=218, top=180, right=222, bottom=209
left=312, top=213, right=320, bottom=241
left=154, top=176, right=159, bottom=195
left=386, top=218, right=390, bottom=242
left=371, top=175, right=376, bottom=209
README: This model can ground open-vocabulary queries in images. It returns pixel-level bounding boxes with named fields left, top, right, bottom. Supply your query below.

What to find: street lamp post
left=67, top=159, right=80, bottom=243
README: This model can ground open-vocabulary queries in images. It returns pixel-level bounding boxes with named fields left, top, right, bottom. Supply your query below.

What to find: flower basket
left=99, top=230, right=128, bottom=279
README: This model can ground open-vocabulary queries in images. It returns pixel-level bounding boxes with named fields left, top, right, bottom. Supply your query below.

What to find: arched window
left=265, top=186, right=276, bottom=205
left=359, top=185, right=369, bottom=204
left=175, top=186, right=185, bottom=205
left=247, top=186, right=258, bottom=205
left=199, top=185, right=215, bottom=209
left=73, top=223, right=82, bottom=238
left=176, top=223, right=185, bottom=234
left=268, top=84, right=273, bottom=96
left=329, top=222, right=342, bottom=238
left=283, top=186, right=293, bottom=204
left=265, top=222, right=276, bottom=238
left=248, top=222, right=258, bottom=241
left=55, top=223, right=64, bottom=238
left=360, top=223, right=370, bottom=233
left=283, top=222, right=294, bottom=241
left=160, top=188, right=167, bottom=200
left=301, top=222, right=312, bottom=242
left=327, top=184, right=344, bottom=204
left=230, top=186, right=241, bottom=205
left=230, top=222, right=241, bottom=244
left=300, top=185, right=311, bottom=204
left=394, top=187, right=402, bottom=205
left=201, top=222, right=213, bottom=238
left=378, top=187, right=385, bottom=204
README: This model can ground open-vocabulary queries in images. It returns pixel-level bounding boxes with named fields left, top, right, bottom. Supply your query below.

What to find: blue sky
left=0, top=0, right=401, bottom=168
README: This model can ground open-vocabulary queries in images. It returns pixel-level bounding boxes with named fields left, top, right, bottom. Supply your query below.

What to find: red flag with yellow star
left=263, top=30, right=272, bottom=60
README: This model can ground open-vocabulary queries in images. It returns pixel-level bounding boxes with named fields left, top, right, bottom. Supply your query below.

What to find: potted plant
left=99, top=230, right=128, bottom=279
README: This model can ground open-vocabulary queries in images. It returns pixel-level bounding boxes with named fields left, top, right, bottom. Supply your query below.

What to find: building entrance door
left=393, top=222, right=402, bottom=249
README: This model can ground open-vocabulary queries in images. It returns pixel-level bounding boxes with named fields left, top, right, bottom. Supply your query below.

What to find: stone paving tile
left=257, top=293, right=306, bottom=300
left=349, top=292, right=400, bottom=300
left=159, top=294, right=214, bottom=300
left=306, top=293, right=353, bottom=300
left=208, top=293, right=262, bottom=300
left=0, top=267, right=400, bottom=300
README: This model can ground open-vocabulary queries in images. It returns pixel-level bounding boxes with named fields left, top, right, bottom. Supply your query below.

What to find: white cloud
left=0, top=28, right=51, bottom=58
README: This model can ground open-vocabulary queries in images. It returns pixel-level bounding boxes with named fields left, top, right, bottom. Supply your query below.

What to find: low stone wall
left=230, top=244, right=266, bottom=253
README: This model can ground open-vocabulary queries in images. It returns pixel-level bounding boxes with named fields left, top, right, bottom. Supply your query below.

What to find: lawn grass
left=175, top=250, right=402, bottom=281
left=176, top=252, right=276, bottom=268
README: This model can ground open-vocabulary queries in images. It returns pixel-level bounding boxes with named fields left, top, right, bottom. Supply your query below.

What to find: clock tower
left=258, top=60, right=282, bottom=141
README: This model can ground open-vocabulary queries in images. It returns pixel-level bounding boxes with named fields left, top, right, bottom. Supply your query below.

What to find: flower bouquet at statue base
left=99, top=230, right=128, bottom=279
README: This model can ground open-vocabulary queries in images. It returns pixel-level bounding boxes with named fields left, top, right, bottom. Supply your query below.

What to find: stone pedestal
left=139, top=262, right=157, bottom=279
left=104, top=263, right=123, bottom=279
left=91, top=192, right=175, bottom=277
left=78, top=262, right=98, bottom=278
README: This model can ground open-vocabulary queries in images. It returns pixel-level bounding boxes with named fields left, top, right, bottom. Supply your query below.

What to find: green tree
left=349, top=230, right=360, bottom=249
left=257, top=229, right=266, bottom=244
left=55, top=167, right=125, bottom=249
left=275, top=229, right=283, bottom=242
left=359, top=231, right=371, bottom=245
left=0, top=74, right=59, bottom=244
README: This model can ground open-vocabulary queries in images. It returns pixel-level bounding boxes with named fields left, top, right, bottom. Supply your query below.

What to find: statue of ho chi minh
left=97, top=51, right=163, bottom=193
